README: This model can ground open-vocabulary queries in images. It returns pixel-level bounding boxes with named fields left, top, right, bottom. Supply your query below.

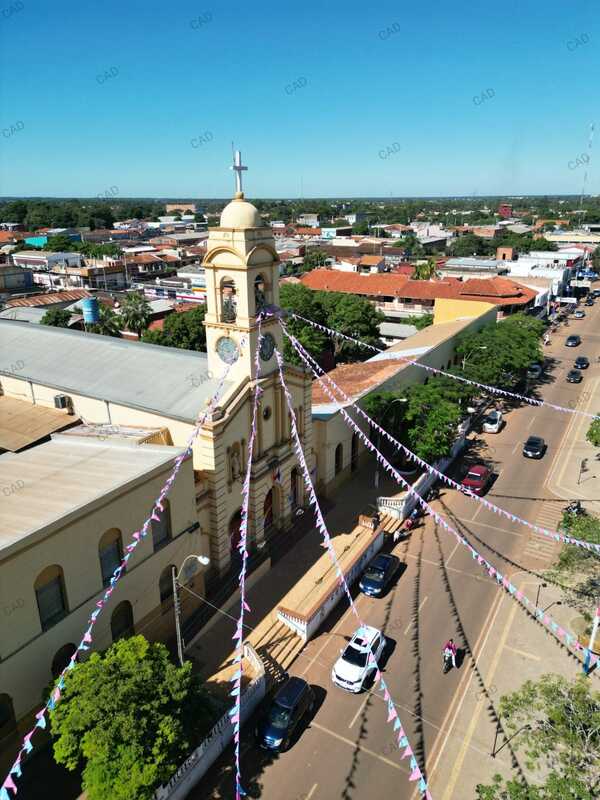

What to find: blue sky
left=0, top=0, right=598, bottom=198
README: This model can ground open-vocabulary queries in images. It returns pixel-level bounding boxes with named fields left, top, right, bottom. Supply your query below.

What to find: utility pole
left=172, top=565, right=185, bottom=667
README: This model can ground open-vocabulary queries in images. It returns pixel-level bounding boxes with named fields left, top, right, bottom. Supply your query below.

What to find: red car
left=461, top=464, right=492, bottom=496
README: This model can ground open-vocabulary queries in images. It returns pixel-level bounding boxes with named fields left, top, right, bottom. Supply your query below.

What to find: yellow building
left=0, top=431, right=203, bottom=746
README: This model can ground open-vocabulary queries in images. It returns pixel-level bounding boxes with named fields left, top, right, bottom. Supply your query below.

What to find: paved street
left=197, top=303, right=600, bottom=800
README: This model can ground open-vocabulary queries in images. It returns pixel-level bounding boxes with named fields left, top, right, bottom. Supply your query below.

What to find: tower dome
left=220, top=192, right=263, bottom=229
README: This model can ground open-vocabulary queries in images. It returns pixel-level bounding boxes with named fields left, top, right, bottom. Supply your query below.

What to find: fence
left=153, top=644, right=265, bottom=800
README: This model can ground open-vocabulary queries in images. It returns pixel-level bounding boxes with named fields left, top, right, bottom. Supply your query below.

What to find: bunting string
left=279, top=320, right=600, bottom=557
left=281, top=324, right=600, bottom=675
left=290, top=312, right=600, bottom=422
left=229, top=321, right=264, bottom=800
left=274, top=347, right=432, bottom=798
left=0, top=339, right=247, bottom=798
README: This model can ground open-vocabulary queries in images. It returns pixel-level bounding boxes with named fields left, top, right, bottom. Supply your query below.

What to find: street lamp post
left=172, top=554, right=210, bottom=667
left=374, top=397, right=408, bottom=489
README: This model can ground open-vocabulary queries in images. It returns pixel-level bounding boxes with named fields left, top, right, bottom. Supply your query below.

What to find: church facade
left=194, top=187, right=315, bottom=573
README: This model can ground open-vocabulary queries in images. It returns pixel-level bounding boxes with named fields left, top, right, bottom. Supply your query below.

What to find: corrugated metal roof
left=0, top=436, right=187, bottom=555
left=0, top=321, right=232, bottom=423
left=0, top=396, right=79, bottom=451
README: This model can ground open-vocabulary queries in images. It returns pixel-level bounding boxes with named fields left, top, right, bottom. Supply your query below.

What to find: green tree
left=315, top=291, right=383, bottom=361
left=412, top=258, right=438, bottom=280
left=402, top=313, right=434, bottom=331
left=43, top=234, right=77, bottom=252
left=40, top=308, right=72, bottom=328
left=88, top=304, right=122, bottom=337
left=119, top=293, right=152, bottom=337
left=450, top=233, right=495, bottom=257
left=142, top=306, right=207, bottom=351
left=586, top=417, right=600, bottom=448
left=476, top=675, right=600, bottom=799
left=301, top=249, right=329, bottom=272
left=49, top=636, right=215, bottom=800
left=557, top=511, right=600, bottom=572
left=279, top=283, right=329, bottom=365
left=454, top=314, right=543, bottom=388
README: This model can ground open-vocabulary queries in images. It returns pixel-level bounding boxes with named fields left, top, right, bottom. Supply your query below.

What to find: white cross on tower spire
left=230, top=148, right=248, bottom=196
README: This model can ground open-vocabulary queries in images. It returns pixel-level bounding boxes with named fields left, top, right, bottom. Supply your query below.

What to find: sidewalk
left=546, top=374, right=600, bottom=511
left=187, top=462, right=399, bottom=683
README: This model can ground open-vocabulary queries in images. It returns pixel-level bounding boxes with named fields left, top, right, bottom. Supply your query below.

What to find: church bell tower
left=203, top=151, right=283, bottom=384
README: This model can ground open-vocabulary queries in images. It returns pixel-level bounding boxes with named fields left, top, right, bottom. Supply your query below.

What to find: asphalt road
left=198, top=301, right=600, bottom=800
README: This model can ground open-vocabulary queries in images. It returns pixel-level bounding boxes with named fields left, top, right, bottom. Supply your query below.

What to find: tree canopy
left=278, top=284, right=382, bottom=366
left=585, top=416, right=600, bottom=448
left=454, top=314, right=543, bottom=388
left=141, top=306, right=207, bottom=351
left=118, top=293, right=152, bottom=337
left=40, top=308, right=72, bottom=328
left=476, top=674, right=600, bottom=800
left=49, top=636, right=215, bottom=800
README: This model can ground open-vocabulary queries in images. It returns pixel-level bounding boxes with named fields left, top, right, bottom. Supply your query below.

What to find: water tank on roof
left=82, top=297, right=99, bottom=324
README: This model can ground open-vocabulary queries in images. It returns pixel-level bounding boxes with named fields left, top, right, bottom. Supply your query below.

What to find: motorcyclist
left=443, top=638, right=457, bottom=668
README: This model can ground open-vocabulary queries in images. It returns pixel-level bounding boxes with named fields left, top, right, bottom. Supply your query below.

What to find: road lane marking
left=441, top=583, right=522, bottom=800
left=445, top=541, right=460, bottom=566
left=305, top=783, right=318, bottom=799
left=417, top=571, right=510, bottom=799
left=527, top=416, right=536, bottom=429
left=348, top=694, right=370, bottom=728
left=311, top=721, right=408, bottom=773
left=404, top=552, right=492, bottom=584
left=512, top=441, right=521, bottom=454
left=504, top=645, right=541, bottom=661
left=454, top=517, right=522, bottom=538
left=403, top=595, right=428, bottom=636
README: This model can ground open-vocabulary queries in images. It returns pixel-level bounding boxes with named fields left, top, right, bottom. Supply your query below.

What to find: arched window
left=98, top=528, right=123, bottom=587
left=219, top=277, right=237, bottom=323
left=111, top=601, right=134, bottom=642
left=34, top=565, right=67, bottom=631
left=335, top=443, right=343, bottom=475
left=159, top=565, right=174, bottom=609
left=51, top=644, right=76, bottom=679
left=151, top=499, right=172, bottom=552
left=0, top=694, right=16, bottom=740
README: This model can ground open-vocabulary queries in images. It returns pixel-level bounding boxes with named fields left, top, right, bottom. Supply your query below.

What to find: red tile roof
left=300, top=270, right=536, bottom=307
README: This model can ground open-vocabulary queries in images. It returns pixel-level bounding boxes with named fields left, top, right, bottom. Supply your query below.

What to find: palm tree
left=89, top=304, right=122, bottom=337
left=118, top=293, right=151, bottom=337
left=412, top=257, right=439, bottom=281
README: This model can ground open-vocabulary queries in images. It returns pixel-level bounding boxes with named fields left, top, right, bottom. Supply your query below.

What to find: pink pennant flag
left=557, top=627, right=565, bottom=637
left=133, top=531, right=141, bottom=541
left=243, top=601, right=251, bottom=612
left=402, top=744, right=413, bottom=759
left=409, top=767, right=421, bottom=781
left=515, top=590, right=523, bottom=601
left=387, top=706, right=398, bottom=723
left=375, top=670, right=382, bottom=683
left=126, top=543, right=136, bottom=553
left=4, top=775, right=17, bottom=792
left=83, top=631, right=92, bottom=644
left=96, top=600, right=104, bottom=609
left=383, top=688, right=391, bottom=702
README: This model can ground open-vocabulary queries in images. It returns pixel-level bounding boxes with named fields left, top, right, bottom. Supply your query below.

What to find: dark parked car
left=567, top=369, right=583, bottom=383
left=256, top=677, right=315, bottom=751
left=566, top=335, right=581, bottom=347
left=585, top=298, right=594, bottom=306
left=575, top=356, right=589, bottom=369
left=593, top=289, right=600, bottom=298
left=523, top=436, right=546, bottom=459
left=358, top=553, right=401, bottom=597
left=461, top=464, right=492, bottom=495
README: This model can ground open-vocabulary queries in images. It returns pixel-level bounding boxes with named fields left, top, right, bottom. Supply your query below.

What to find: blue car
left=358, top=553, right=401, bottom=596
left=256, top=677, right=315, bottom=751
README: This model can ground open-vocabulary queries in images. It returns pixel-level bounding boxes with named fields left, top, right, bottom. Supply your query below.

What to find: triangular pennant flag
left=387, top=706, right=397, bottom=723
left=3, top=776, right=17, bottom=793
left=409, top=766, right=421, bottom=781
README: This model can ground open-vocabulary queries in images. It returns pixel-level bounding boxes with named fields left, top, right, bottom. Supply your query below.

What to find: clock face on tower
left=259, top=332, right=276, bottom=362
left=216, top=336, right=239, bottom=364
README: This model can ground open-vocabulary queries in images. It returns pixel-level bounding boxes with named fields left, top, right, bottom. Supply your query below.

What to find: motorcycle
left=404, top=508, right=420, bottom=531
left=565, top=500, right=584, bottom=516
left=442, top=649, right=453, bottom=674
